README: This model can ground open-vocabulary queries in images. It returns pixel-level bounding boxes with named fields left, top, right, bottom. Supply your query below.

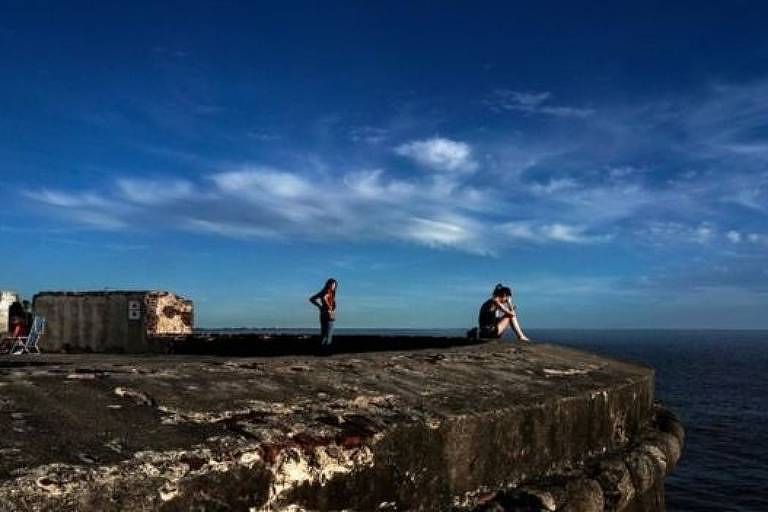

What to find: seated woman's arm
left=497, top=301, right=516, bottom=317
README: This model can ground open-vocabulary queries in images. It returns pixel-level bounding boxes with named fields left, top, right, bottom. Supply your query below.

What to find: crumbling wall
left=145, top=291, right=194, bottom=336
left=33, top=290, right=194, bottom=352
left=0, top=290, right=20, bottom=335
left=34, top=291, right=149, bottom=352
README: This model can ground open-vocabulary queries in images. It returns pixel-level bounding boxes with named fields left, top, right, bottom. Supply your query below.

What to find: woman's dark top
left=478, top=299, right=498, bottom=329
left=478, top=298, right=501, bottom=338
left=310, top=290, right=335, bottom=321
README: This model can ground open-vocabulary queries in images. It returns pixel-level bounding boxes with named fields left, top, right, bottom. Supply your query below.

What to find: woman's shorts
left=479, top=326, right=500, bottom=338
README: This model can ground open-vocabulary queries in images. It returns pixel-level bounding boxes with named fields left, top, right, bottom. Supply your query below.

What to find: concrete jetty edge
left=0, top=340, right=683, bottom=511
left=461, top=403, right=684, bottom=511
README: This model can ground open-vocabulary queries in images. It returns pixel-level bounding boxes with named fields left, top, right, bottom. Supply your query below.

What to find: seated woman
left=478, top=284, right=530, bottom=341
left=0, top=306, right=26, bottom=353
left=5, top=299, right=27, bottom=338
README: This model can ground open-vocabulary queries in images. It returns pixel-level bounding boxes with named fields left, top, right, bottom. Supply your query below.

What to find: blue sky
left=1, top=1, right=767, bottom=328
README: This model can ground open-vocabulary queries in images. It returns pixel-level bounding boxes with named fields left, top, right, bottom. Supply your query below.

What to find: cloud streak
left=487, top=90, right=594, bottom=118
left=23, top=153, right=612, bottom=254
left=24, top=158, right=495, bottom=253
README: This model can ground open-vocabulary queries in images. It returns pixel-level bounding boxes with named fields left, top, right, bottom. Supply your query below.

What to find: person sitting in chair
left=478, top=284, right=530, bottom=341
left=8, top=300, right=25, bottom=338
left=21, top=301, right=33, bottom=337
left=1, top=300, right=26, bottom=353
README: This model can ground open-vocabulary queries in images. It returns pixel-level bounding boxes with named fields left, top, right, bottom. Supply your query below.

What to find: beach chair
left=7, top=315, right=45, bottom=355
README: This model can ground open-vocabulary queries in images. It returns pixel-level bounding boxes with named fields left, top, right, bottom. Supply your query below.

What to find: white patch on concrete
left=268, top=445, right=375, bottom=509
left=543, top=368, right=590, bottom=376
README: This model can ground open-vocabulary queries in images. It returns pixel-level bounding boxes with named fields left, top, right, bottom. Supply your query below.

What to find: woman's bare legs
left=510, top=313, right=529, bottom=341
left=496, top=314, right=529, bottom=341
left=495, top=316, right=511, bottom=335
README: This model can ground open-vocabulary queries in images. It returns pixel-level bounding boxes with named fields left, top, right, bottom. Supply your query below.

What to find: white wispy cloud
left=27, top=153, right=613, bottom=254
left=501, top=221, right=606, bottom=244
left=727, top=230, right=742, bottom=243
left=401, top=216, right=479, bottom=249
left=348, top=126, right=389, bottom=144
left=213, top=169, right=312, bottom=199
left=246, top=131, right=281, bottom=142
left=32, top=190, right=112, bottom=208
left=541, top=223, right=599, bottom=243
left=19, top=152, right=712, bottom=253
left=395, top=137, right=478, bottom=172
left=20, top=77, right=768, bottom=262
left=527, top=178, right=578, bottom=195
left=26, top=190, right=126, bottom=228
left=487, top=89, right=594, bottom=118
left=724, top=230, right=768, bottom=247
left=117, top=178, right=196, bottom=204
left=685, top=81, right=768, bottom=158
left=21, top=164, right=491, bottom=252
left=640, top=222, right=738, bottom=246
left=342, top=169, right=416, bottom=201
left=524, top=177, right=654, bottom=227
left=186, top=219, right=278, bottom=239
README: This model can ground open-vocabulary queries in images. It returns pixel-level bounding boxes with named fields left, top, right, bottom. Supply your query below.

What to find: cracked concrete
left=0, top=339, right=680, bottom=511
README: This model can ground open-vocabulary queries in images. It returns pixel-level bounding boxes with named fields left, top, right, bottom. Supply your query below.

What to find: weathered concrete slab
left=0, top=340, right=681, bottom=511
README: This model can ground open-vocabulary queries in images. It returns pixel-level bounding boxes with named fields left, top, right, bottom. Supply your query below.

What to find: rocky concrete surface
left=0, top=339, right=680, bottom=511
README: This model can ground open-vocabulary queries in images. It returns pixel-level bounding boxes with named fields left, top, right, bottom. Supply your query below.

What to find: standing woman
left=309, top=278, right=337, bottom=350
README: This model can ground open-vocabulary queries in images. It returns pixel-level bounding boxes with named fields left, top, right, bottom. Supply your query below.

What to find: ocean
left=526, top=329, right=768, bottom=512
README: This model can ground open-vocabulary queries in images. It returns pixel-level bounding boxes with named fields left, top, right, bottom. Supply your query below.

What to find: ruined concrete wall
left=34, top=291, right=193, bottom=353
left=33, top=291, right=150, bottom=352
left=145, top=292, right=194, bottom=336
left=33, top=291, right=194, bottom=353
left=0, top=290, right=20, bottom=335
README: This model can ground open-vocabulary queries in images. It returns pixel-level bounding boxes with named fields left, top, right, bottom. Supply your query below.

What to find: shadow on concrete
left=162, top=334, right=484, bottom=357
left=0, top=360, right=60, bottom=368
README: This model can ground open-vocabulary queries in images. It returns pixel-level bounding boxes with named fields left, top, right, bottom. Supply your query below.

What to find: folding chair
left=8, top=315, right=45, bottom=355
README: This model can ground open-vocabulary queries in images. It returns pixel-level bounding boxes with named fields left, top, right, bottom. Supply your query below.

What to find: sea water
left=525, top=329, right=768, bottom=512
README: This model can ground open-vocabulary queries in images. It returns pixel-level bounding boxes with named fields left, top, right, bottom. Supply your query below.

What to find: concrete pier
left=0, top=340, right=683, bottom=511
